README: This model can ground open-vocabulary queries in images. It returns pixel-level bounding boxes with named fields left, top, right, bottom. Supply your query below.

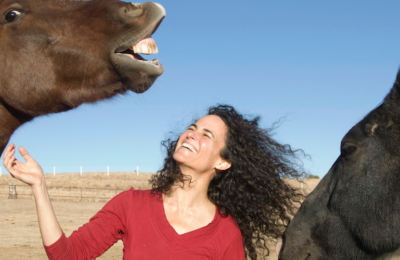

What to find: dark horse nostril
left=119, top=3, right=143, bottom=20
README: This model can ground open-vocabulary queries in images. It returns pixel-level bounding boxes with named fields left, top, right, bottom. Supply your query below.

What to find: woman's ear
left=216, top=159, right=232, bottom=171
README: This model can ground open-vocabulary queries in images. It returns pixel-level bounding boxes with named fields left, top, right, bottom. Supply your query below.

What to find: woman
left=3, top=105, right=305, bottom=260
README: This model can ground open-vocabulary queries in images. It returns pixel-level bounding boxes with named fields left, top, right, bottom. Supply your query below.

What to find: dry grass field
left=0, top=172, right=320, bottom=260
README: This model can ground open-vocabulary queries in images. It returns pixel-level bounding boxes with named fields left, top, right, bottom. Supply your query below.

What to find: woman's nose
left=186, top=130, right=196, bottom=140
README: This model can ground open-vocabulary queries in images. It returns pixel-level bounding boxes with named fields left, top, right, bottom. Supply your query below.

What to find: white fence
left=44, top=166, right=140, bottom=176
left=0, top=184, right=130, bottom=202
left=0, top=165, right=153, bottom=176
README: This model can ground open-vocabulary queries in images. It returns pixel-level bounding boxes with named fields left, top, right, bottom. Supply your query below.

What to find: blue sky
left=3, top=1, right=400, bottom=177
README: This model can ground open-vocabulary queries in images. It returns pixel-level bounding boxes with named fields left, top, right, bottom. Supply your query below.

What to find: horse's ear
left=382, top=69, right=400, bottom=103
left=391, top=69, right=400, bottom=91
left=395, top=69, right=400, bottom=87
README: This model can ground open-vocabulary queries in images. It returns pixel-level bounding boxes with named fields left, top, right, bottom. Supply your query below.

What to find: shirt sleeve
left=219, top=229, right=245, bottom=260
left=44, top=189, right=133, bottom=260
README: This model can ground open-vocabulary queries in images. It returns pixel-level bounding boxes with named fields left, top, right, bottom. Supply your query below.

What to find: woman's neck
left=164, top=167, right=215, bottom=211
left=161, top=167, right=217, bottom=235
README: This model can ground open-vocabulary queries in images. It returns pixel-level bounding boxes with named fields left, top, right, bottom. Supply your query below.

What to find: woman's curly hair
left=150, top=104, right=306, bottom=260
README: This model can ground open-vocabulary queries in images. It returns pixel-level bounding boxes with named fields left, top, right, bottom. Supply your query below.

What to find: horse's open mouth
left=114, top=3, right=166, bottom=76
left=116, top=36, right=160, bottom=66
left=111, top=2, right=165, bottom=84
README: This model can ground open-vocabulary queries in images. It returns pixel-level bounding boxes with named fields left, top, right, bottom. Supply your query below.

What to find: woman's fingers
left=18, top=146, right=33, bottom=162
left=3, top=144, right=28, bottom=177
left=5, top=156, right=21, bottom=177
left=3, top=144, right=12, bottom=163
left=3, top=146, right=15, bottom=170
left=4, top=144, right=15, bottom=160
left=2, top=145, right=43, bottom=186
left=4, top=143, right=14, bottom=153
left=4, top=145, right=32, bottom=168
left=4, top=143, right=15, bottom=159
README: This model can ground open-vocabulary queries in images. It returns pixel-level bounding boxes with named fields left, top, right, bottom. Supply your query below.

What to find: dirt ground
left=0, top=173, right=320, bottom=260
left=0, top=198, right=123, bottom=260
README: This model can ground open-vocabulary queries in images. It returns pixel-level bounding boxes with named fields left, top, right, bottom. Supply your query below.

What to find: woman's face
left=173, top=115, right=231, bottom=174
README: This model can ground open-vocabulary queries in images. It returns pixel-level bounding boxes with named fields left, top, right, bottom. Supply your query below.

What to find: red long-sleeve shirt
left=44, top=189, right=245, bottom=260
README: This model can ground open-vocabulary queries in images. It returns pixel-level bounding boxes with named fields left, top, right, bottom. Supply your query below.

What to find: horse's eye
left=5, top=10, right=23, bottom=23
left=342, top=146, right=356, bottom=156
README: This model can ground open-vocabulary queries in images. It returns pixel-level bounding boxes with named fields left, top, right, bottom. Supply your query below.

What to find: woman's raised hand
left=4, top=143, right=62, bottom=245
left=3, top=143, right=44, bottom=187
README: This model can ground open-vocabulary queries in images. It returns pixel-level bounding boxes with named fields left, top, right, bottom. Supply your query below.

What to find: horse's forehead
left=0, top=0, right=92, bottom=10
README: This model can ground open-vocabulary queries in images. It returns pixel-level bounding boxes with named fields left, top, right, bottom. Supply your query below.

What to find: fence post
left=107, top=166, right=109, bottom=176
left=80, top=166, right=82, bottom=176
left=0, top=167, right=2, bottom=176
left=137, top=166, right=139, bottom=176
left=8, top=184, right=17, bottom=199
left=53, top=167, right=56, bottom=176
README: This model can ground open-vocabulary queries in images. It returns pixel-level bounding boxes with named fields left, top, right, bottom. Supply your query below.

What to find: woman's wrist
left=31, top=179, right=48, bottom=198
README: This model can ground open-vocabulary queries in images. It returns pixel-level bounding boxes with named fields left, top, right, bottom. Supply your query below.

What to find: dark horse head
left=279, top=70, right=400, bottom=260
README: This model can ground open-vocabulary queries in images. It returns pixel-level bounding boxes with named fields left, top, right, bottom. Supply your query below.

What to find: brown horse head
left=0, top=0, right=165, bottom=154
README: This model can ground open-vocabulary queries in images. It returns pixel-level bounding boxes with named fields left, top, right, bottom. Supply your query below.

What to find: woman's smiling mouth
left=182, top=143, right=197, bottom=153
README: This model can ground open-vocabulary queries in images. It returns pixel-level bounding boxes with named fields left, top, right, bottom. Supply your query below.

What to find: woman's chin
left=173, top=149, right=194, bottom=162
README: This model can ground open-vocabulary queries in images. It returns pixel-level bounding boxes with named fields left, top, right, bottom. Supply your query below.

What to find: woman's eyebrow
left=204, top=128, right=214, bottom=138
left=190, top=124, right=214, bottom=138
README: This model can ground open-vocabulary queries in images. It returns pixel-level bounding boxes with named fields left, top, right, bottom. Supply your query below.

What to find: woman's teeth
left=182, top=143, right=196, bottom=153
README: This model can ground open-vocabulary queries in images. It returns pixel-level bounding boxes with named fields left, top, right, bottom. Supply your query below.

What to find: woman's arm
left=3, top=143, right=63, bottom=246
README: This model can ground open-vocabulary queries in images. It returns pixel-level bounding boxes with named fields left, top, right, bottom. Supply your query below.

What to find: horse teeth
left=132, top=37, right=158, bottom=54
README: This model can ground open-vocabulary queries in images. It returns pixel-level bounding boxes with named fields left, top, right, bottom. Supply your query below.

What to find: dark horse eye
left=342, top=146, right=356, bottom=156
left=5, top=10, right=22, bottom=23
